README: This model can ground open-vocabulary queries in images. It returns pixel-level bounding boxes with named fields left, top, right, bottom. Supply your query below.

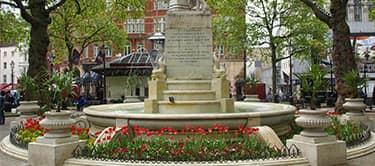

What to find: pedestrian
left=4, top=91, right=13, bottom=112
left=0, top=91, right=5, bottom=125
left=77, top=96, right=86, bottom=111
left=266, top=88, right=272, bottom=102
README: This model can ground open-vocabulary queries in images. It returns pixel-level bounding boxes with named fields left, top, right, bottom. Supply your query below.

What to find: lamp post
left=99, top=45, right=107, bottom=104
left=289, top=54, right=293, bottom=105
left=10, top=61, right=15, bottom=90
left=243, top=39, right=247, bottom=101
left=364, top=51, right=369, bottom=101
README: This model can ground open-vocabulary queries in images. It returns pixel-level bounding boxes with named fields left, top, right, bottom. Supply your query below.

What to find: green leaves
left=49, top=0, right=145, bottom=66
left=295, top=64, right=329, bottom=109
left=0, top=10, right=29, bottom=43
left=342, top=69, right=367, bottom=98
left=45, top=72, right=73, bottom=112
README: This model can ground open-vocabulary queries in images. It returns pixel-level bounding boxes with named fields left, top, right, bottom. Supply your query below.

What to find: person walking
left=0, top=91, right=5, bottom=125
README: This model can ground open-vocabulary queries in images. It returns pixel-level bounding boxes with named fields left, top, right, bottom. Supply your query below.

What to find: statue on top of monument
left=189, top=0, right=209, bottom=11
left=169, top=0, right=209, bottom=12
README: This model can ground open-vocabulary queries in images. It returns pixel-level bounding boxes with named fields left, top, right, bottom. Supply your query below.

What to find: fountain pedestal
left=144, top=8, right=233, bottom=114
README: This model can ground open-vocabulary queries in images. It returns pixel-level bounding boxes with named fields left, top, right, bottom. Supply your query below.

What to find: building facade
left=0, top=43, right=29, bottom=90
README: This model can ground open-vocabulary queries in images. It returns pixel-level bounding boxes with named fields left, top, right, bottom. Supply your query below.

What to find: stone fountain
left=84, top=0, right=295, bottom=135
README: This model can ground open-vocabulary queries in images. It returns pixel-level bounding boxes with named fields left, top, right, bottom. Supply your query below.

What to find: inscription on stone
left=165, top=28, right=213, bottom=79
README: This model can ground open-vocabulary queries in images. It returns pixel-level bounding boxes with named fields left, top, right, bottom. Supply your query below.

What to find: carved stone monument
left=144, top=0, right=234, bottom=113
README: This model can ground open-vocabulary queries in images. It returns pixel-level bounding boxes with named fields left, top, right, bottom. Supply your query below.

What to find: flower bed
left=10, top=118, right=89, bottom=149
left=80, top=124, right=282, bottom=161
left=325, top=111, right=368, bottom=146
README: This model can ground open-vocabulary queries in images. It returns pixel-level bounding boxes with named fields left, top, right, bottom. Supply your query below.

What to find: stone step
left=158, top=100, right=221, bottom=114
left=163, top=90, right=216, bottom=100
left=166, top=80, right=211, bottom=90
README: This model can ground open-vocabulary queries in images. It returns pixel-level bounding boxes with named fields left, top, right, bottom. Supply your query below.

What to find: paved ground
left=0, top=117, right=375, bottom=165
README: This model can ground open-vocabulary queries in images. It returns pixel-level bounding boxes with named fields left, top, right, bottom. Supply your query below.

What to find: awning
left=0, top=84, right=11, bottom=92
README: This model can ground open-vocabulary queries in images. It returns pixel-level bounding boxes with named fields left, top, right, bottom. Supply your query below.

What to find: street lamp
left=10, top=61, right=15, bottom=90
left=243, top=39, right=247, bottom=101
left=99, top=45, right=107, bottom=104
left=364, top=51, right=370, bottom=101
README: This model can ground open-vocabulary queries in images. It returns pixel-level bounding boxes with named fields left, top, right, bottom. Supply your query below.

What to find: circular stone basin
left=84, top=102, right=296, bottom=135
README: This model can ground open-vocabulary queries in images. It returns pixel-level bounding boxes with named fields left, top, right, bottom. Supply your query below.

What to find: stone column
left=287, top=109, right=346, bottom=166
left=28, top=111, right=84, bottom=166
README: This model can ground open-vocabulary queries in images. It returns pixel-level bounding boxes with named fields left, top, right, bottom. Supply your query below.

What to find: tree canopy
left=49, top=0, right=145, bottom=69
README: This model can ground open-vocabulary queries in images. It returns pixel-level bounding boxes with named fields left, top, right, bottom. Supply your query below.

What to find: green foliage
left=0, top=10, right=29, bottom=43
left=280, top=0, right=330, bottom=61
left=342, top=69, right=367, bottom=98
left=18, top=73, right=38, bottom=101
left=85, top=125, right=280, bottom=161
left=206, top=0, right=247, bottom=55
left=45, top=72, right=73, bottom=112
left=325, top=113, right=364, bottom=143
left=49, top=0, right=145, bottom=68
left=295, top=64, right=329, bottom=109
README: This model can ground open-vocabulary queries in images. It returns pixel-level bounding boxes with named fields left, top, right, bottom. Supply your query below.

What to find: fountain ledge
left=84, top=102, right=296, bottom=135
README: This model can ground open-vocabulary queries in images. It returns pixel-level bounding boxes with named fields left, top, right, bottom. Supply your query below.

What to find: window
left=153, top=17, right=166, bottom=32
left=3, top=51, right=7, bottom=57
left=124, top=45, right=131, bottom=55
left=354, top=1, right=362, bottom=21
left=94, top=45, right=99, bottom=57
left=84, top=47, right=89, bottom=58
left=137, top=44, right=146, bottom=52
left=216, top=45, right=225, bottom=56
left=3, top=62, right=6, bottom=69
left=3, top=75, right=6, bottom=83
left=154, top=0, right=169, bottom=10
left=11, top=51, right=15, bottom=56
left=125, top=19, right=144, bottom=34
left=105, top=46, right=112, bottom=57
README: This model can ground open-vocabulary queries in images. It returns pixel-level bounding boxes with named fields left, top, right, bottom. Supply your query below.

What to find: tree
left=206, top=0, right=246, bottom=56
left=49, top=0, right=145, bottom=70
left=300, top=0, right=357, bottom=112
left=0, top=9, right=28, bottom=43
left=0, top=0, right=79, bottom=103
left=245, top=0, right=328, bottom=102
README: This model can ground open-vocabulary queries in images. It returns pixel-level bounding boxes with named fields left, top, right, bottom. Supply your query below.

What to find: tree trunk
left=26, top=14, right=50, bottom=105
left=67, top=46, right=73, bottom=71
left=331, top=1, right=357, bottom=113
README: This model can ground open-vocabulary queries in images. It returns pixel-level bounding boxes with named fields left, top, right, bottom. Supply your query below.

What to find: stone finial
left=212, top=52, right=226, bottom=78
